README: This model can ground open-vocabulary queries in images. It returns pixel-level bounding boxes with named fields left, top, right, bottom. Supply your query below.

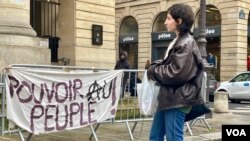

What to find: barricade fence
left=88, top=69, right=153, bottom=141
left=0, top=64, right=210, bottom=141
left=0, top=64, right=111, bottom=140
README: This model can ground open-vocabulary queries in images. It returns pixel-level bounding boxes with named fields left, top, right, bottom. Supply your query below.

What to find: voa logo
left=226, top=129, right=246, bottom=136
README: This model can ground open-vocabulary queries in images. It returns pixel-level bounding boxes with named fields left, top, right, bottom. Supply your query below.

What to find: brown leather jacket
left=147, top=33, right=205, bottom=111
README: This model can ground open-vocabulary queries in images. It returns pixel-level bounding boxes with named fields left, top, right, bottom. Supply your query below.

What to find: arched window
left=120, top=16, right=138, bottom=35
left=152, top=12, right=167, bottom=32
left=119, top=16, right=138, bottom=69
left=195, top=5, right=221, bottom=28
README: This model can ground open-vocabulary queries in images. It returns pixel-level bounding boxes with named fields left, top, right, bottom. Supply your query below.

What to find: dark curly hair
left=167, top=4, right=194, bottom=36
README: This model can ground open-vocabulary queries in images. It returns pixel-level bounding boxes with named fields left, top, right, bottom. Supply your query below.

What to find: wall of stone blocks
left=115, top=0, right=250, bottom=81
left=58, top=0, right=116, bottom=69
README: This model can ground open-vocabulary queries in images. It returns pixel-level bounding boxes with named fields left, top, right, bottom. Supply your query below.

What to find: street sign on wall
left=239, top=10, right=245, bottom=19
left=193, top=26, right=221, bottom=38
left=151, top=32, right=176, bottom=41
left=119, top=34, right=138, bottom=44
left=92, top=24, right=103, bottom=45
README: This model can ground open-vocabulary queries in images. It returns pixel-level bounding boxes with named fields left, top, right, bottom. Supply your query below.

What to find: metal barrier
left=89, top=69, right=152, bottom=141
left=188, top=72, right=211, bottom=132
left=0, top=64, right=110, bottom=141
left=0, top=65, right=210, bottom=141
left=0, top=82, right=6, bottom=135
left=89, top=69, right=198, bottom=140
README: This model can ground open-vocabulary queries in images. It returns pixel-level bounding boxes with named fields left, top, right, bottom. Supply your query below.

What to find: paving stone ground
left=1, top=110, right=249, bottom=141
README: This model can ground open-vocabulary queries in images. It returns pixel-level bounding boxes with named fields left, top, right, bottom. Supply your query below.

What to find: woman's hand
left=147, top=65, right=155, bottom=81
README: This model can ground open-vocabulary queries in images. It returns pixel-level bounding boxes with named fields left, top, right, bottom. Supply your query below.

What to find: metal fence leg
left=89, top=125, right=99, bottom=141
left=131, top=121, right=138, bottom=133
left=89, top=124, right=100, bottom=140
left=190, top=117, right=211, bottom=131
left=202, top=119, right=211, bottom=130
left=18, top=129, right=25, bottom=141
left=185, top=122, right=193, bottom=136
left=1, top=82, right=6, bottom=135
left=0, top=114, right=4, bottom=135
left=125, top=121, right=134, bottom=141
left=26, top=133, right=33, bottom=141
left=189, top=119, right=198, bottom=128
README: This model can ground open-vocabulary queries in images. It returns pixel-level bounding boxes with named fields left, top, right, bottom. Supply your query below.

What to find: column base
left=0, top=25, right=36, bottom=37
left=0, top=34, right=51, bottom=71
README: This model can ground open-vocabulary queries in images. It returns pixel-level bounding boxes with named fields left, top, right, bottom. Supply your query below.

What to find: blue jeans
left=149, top=108, right=186, bottom=141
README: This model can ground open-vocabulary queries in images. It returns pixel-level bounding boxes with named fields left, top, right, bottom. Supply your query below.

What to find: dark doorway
left=30, top=0, right=60, bottom=62
left=195, top=5, right=221, bottom=81
left=119, top=16, right=138, bottom=69
left=151, top=12, right=175, bottom=62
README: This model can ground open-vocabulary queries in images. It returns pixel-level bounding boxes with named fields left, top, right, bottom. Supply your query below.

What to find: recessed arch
left=152, top=12, right=167, bottom=32
left=119, top=16, right=138, bottom=36
left=194, top=5, right=221, bottom=28
left=119, top=16, right=138, bottom=69
left=194, top=5, right=221, bottom=81
left=151, top=12, right=176, bottom=62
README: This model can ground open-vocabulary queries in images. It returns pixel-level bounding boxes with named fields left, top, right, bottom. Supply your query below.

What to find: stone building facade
left=115, top=0, right=250, bottom=81
left=58, top=0, right=116, bottom=69
left=1, top=0, right=250, bottom=81
left=0, top=0, right=116, bottom=72
left=0, top=0, right=50, bottom=71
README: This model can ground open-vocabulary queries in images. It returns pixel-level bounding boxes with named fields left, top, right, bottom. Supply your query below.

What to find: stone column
left=0, top=0, right=50, bottom=71
left=0, top=0, right=36, bottom=36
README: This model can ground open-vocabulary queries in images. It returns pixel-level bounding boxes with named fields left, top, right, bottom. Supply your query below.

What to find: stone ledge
left=0, top=26, right=36, bottom=37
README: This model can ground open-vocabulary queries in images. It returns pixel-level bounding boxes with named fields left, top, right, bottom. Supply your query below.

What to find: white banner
left=5, top=68, right=122, bottom=134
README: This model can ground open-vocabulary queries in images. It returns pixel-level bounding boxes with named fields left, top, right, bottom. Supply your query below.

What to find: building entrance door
left=119, top=44, right=138, bottom=69
left=152, top=47, right=165, bottom=61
